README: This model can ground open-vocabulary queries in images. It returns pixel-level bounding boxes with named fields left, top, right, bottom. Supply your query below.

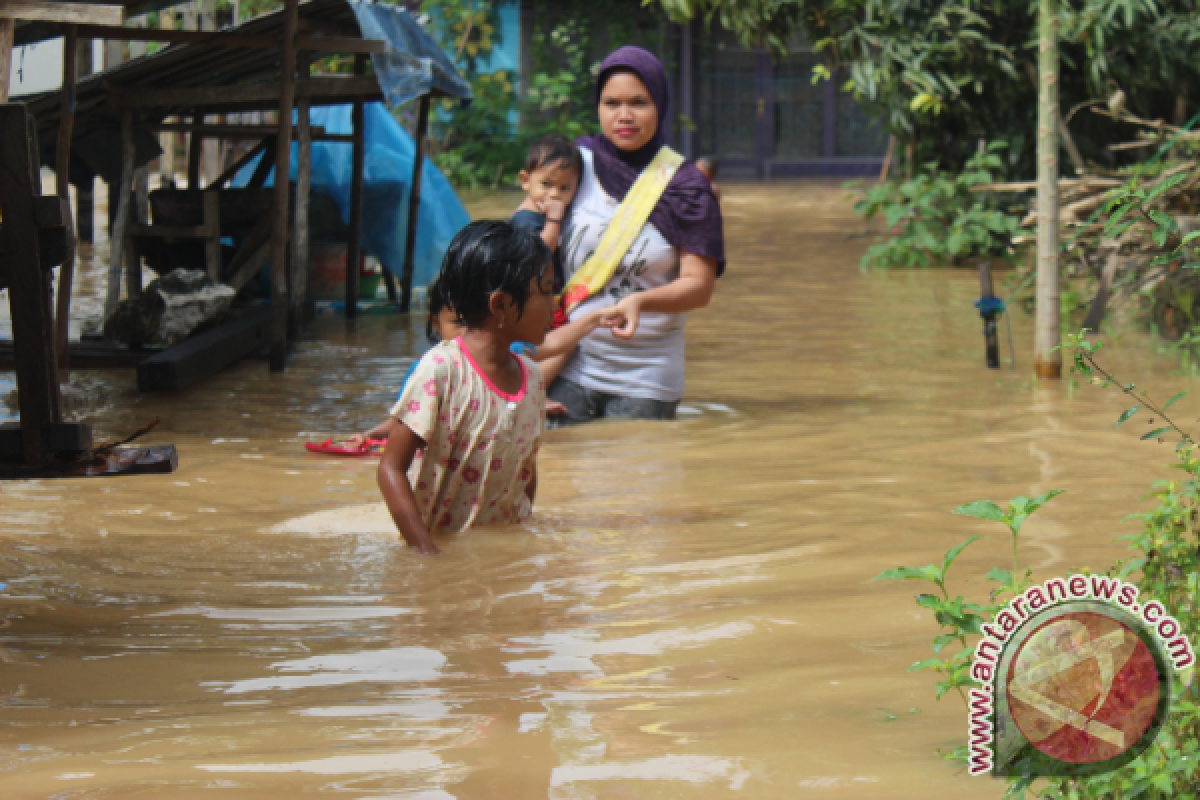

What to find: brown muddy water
left=0, top=183, right=1194, bottom=798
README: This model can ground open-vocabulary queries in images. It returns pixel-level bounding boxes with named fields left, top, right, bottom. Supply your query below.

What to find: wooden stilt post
left=104, top=109, right=135, bottom=317
left=400, top=94, right=430, bottom=313
left=268, top=0, right=299, bottom=371
left=188, top=111, right=203, bottom=189
left=0, top=18, right=13, bottom=103
left=345, top=53, right=367, bottom=319
left=76, top=35, right=94, bottom=244
left=55, top=24, right=79, bottom=374
left=292, top=50, right=311, bottom=336
left=1035, top=0, right=1061, bottom=378
left=1, top=106, right=58, bottom=464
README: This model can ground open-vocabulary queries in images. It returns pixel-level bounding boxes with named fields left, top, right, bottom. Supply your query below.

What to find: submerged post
left=976, top=261, right=1002, bottom=369
left=345, top=54, right=367, bottom=319
left=400, top=94, right=431, bottom=313
left=292, top=50, right=312, bottom=337
left=105, top=109, right=135, bottom=317
left=1034, top=0, right=1061, bottom=378
left=55, top=24, right=79, bottom=373
left=268, top=0, right=300, bottom=371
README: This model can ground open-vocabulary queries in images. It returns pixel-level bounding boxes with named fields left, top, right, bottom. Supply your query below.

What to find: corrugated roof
left=15, top=1, right=206, bottom=46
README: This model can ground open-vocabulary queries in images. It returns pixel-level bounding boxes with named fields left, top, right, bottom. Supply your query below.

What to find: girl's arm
left=610, top=252, right=718, bottom=339
left=524, top=463, right=538, bottom=505
left=534, top=308, right=624, bottom=361
left=377, top=423, right=439, bottom=555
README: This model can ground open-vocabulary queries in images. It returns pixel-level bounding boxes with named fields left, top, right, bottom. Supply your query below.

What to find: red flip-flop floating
left=305, top=438, right=387, bottom=457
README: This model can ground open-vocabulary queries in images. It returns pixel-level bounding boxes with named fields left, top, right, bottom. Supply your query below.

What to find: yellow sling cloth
left=558, top=146, right=685, bottom=315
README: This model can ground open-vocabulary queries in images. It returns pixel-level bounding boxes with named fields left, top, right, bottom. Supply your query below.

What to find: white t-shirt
left=559, top=148, right=685, bottom=402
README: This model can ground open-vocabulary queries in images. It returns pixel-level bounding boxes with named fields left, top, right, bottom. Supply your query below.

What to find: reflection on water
left=0, top=184, right=1194, bottom=797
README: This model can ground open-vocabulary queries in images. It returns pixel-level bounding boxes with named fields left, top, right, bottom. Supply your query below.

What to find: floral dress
left=390, top=337, right=545, bottom=533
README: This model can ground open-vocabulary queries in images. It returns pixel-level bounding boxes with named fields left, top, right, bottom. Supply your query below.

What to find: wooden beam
left=112, top=75, right=383, bottom=109
left=400, top=94, right=431, bottom=312
left=0, top=2, right=123, bottom=25
left=104, top=109, right=134, bottom=317
left=73, top=24, right=275, bottom=48
left=141, top=123, right=328, bottom=139
left=295, top=35, right=385, bottom=55
left=54, top=23, right=78, bottom=374
left=187, top=112, right=202, bottom=188
left=269, top=0, right=298, bottom=372
left=137, top=307, right=270, bottom=393
left=209, top=138, right=267, bottom=188
left=129, top=223, right=213, bottom=238
left=68, top=26, right=386, bottom=54
left=202, top=191, right=221, bottom=281
left=0, top=105, right=58, bottom=464
left=345, top=53, right=366, bottom=319
left=0, top=18, right=12, bottom=103
left=292, top=51, right=311, bottom=336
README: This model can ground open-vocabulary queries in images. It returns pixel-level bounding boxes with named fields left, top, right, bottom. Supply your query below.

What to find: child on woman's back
left=377, top=221, right=555, bottom=555
left=511, top=134, right=584, bottom=386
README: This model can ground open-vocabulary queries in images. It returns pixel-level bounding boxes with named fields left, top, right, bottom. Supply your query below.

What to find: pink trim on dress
left=455, top=337, right=527, bottom=404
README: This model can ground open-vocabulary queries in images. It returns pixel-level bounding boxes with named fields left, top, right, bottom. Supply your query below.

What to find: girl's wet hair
left=438, top=220, right=550, bottom=330
left=425, top=276, right=448, bottom=344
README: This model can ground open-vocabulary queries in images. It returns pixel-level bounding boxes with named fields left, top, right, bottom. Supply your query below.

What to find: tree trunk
left=1034, top=0, right=1061, bottom=378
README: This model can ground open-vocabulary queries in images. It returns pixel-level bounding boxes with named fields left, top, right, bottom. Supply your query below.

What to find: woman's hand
left=610, top=294, right=642, bottom=340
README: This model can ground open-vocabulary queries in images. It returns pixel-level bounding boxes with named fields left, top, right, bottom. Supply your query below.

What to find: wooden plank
left=73, top=24, right=275, bottom=47
left=137, top=307, right=270, bottom=392
left=226, top=240, right=268, bottom=291
left=104, top=111, right=133, bottom=315
left=111, top=75, right=382, bottom=109
left=0, top=2, right=123, bottom=25
left=400, top=94, right=431, bottom=312
left=0, top=339, right=153, bottom=369
left=54, top=23, right=79, bottom=373
left=129, top=223, right=213, bottom=238
left=202, top=191, right=221, bottom=281
left=0, top=19, right=13, bottom=103
left=142, top=123, right=327, bottom=138
left=345, top=54, right=366, bottom=319
left=0, top=445, right=179, bottom=481
left=294, top=35, right=385, bottom=55
left=292, top=51, right=311, bottom=335
left=0, top=104, right=57, bottom=464
left=269, top=0, right=299, bottom=372
left=312, top=132, right=353, bottom=142
left=187, top=112, right=202, bottom=188
left=222, top=203, right=272, bottom=285
left=209, top=138, right=267, bottom=188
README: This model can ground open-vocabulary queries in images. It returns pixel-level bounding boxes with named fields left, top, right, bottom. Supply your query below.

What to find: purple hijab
left=577, top=46, right=725, bottom=273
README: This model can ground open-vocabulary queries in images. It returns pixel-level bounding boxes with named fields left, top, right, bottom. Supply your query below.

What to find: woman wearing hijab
left=548, top=46, right=726, bottom=425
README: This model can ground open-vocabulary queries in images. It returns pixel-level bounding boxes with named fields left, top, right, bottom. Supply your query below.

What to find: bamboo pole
left=104, top=110, right=135, bottom=316
left=54, top=24, right=79, bottom=374
left=400, top=94, right=431, bottom=313
left=345, top=53, right=366, bottom=318
left=268, top=0, right=299, bottom=371
left=0, top=18, right=13, bottom=103
left=292, top=50, right=311, bottom=336
left=1035, top=0, right=1061, bottom=378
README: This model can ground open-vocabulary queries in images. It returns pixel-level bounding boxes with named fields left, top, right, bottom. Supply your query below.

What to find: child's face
left=433, top=306, right=464, bottom=341
left=519, top=161, right=580, bottom=213
left=507, top=262, right=556, bottom=347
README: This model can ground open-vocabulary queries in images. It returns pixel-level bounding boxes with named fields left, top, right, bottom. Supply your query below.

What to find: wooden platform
left=0, top=444, right=178, bottom=480
left=0, top=339, right=154, bottom=370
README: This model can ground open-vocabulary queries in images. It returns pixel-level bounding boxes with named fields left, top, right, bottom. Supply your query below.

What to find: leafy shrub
left=853, top=142, right=1022, bottom=269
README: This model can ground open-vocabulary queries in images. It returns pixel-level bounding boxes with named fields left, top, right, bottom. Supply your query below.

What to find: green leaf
left=1142, top=427, right=1173, bottom=440
left=1115, top=405, right=1141, bottom=427
left=986, top=567, right=1014, bottom=586
left=908, top=658, right=943, bottom=672
left=932, top=634, right=959, bottom=654
left=874, top=565, right=941, bottom=583
left=941, top=536, right=980, bottom=577
left=951, top=501, right=1006, bottom=523
left=1164, top=392, right=1188, bottom=410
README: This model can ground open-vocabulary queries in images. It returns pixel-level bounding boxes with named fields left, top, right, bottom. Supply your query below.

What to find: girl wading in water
left=547, top=46, right=726, bottom=424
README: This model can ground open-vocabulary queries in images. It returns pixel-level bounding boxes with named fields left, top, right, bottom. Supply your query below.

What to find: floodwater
left=0, top=183, right=1194, bottom=798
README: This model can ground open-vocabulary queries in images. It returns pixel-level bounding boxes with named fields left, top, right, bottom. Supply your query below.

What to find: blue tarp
left=351, top=1, right=473, bottom=107
left=234, top=103, right=470, bottom=292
